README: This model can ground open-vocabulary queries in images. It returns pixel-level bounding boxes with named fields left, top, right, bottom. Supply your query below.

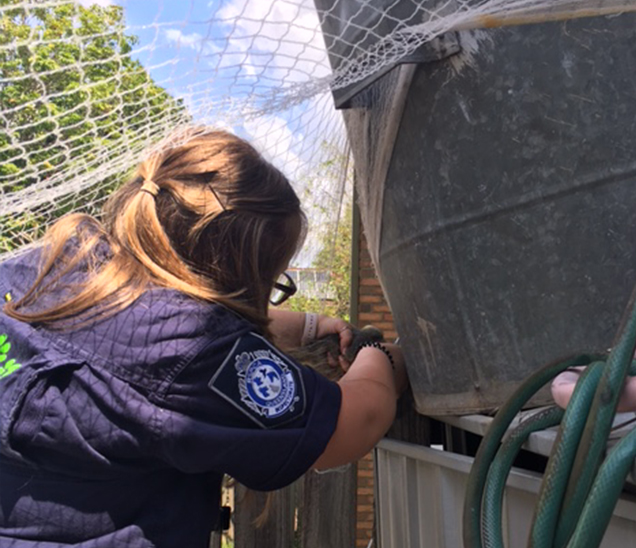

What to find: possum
left=287, top=325, right=384, bottom=381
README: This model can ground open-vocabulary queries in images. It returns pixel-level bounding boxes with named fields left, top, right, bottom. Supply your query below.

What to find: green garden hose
left=462, top=290, right=636, bottom=548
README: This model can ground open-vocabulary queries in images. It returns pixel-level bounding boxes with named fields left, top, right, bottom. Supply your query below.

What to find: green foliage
left=281, top=291, right=323, bottom=315
left=313, top=200, right=352, bottom=321
left=283, top=198, right=353, bottom=321
left=0, top=0, right=185, bottom=252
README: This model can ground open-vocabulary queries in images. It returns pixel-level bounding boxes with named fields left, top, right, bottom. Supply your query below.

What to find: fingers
left=551, top=368, right=583, bottom=409
left=326, top=350, right=350, bottom=367
left=313, top=316, right=354, bottom=373
left=338, top=323, right=354, bottom=354
left=551, top=366, right=636, bottom=412
left=617, top=376, right=636, bottom=412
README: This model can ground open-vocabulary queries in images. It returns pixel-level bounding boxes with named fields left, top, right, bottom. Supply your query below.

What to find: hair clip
left=209, top=185, right=227, bottom=211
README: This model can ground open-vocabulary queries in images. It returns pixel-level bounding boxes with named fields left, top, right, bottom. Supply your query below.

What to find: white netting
left=2, top=0, right=636, bottom=265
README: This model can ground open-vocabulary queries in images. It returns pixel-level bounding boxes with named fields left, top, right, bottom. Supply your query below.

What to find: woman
left=0, top=127, right=407, bottom=547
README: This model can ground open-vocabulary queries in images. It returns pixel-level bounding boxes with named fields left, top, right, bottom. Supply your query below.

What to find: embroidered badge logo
left=0, top=334, right=22, bottom=380
left=235, top=348, right=298, bottom=419
left=208, top=332, right=307, bottom=428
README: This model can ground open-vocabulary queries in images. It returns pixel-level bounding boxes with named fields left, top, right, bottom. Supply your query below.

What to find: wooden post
left=301, top=466, right=357, bottom=548
left=233, top=483, right=295, bottom=548
left=209, top=531, right=222, bottom=548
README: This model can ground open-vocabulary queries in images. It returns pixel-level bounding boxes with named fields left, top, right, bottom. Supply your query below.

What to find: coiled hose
left=463, top=289, right=636, bottom=548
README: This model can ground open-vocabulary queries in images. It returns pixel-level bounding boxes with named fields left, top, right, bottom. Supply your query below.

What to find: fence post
left=301, top=465, right=357, bottom=548
left=233, top=483, right=295, bottom=548
left=209, top=531, right=222, bottom=548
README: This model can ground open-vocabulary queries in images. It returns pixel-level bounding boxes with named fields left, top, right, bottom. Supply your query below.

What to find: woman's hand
left=316, top=315, right=354, bottom=357
left=267, top=310, right=353, bottom=368
left=312, top=339, right=409, bottom=470
left=552, top=366, right=636, bottom=412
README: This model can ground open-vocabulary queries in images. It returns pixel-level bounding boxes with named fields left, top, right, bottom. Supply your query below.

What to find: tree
left=0, top=0, right=186, bottom=253
left=282, top=194, right=353, bottom=322
left=312, top=198, right=352, bottom=321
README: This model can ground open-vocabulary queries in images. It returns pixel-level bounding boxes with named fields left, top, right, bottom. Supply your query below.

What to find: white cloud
left=213, top=0, right=331, bottom=87
left=76, top=0, right=113, bottom=6
left=164, top=29, right=205, bottom=50
left=243, top=113, right=304, bottom=178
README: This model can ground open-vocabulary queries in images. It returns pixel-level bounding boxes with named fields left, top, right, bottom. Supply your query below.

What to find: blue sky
left=78, top=0, right=349, bottom=264
left=101, top=0, right=342, bottom=175
left=74, top=0, right=350, bottom=265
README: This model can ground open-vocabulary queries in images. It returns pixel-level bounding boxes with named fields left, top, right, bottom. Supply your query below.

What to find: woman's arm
left=268, top=309, right=353, bottom=354
left=268, top=309, right=305, bottom=348
left=312, top=343, right=408, bottom=470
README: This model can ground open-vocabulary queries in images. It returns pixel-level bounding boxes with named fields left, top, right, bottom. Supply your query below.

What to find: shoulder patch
left=208, top=332, right=306, bottom=429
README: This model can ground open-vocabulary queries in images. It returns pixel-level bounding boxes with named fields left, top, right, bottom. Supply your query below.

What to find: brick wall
left=357, top=235, right=397, bottom=341
left=354, top=225, right=396, bottom=547
left=356, top=453, right=375, bottom=548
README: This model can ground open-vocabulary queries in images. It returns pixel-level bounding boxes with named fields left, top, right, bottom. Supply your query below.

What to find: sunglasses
left=270, top=272, right=297, bottom=306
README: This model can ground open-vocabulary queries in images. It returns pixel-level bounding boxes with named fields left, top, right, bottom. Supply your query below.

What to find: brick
left=359, top=285, right=382, bottom=296
left=357, top=488, right=374, bottom=495
left=358, top=469, right=374, bottom=478
left=359, top=295, right=383, bottom=304
left=374, top=319, right=394, bottom=327
left=376, top=304, right=392, bottom=313
left=359, top=277, right=381, bottom=286
left=358, top=312, right=383, bottom=322
left=357, top=505, right=374, bottom=512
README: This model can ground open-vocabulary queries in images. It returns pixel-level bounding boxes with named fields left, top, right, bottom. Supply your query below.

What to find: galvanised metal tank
left=353, top=14, right=636, bottom=414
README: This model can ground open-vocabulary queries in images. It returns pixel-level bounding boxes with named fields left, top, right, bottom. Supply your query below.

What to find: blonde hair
left=5, top=127, right=306, bottom=333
